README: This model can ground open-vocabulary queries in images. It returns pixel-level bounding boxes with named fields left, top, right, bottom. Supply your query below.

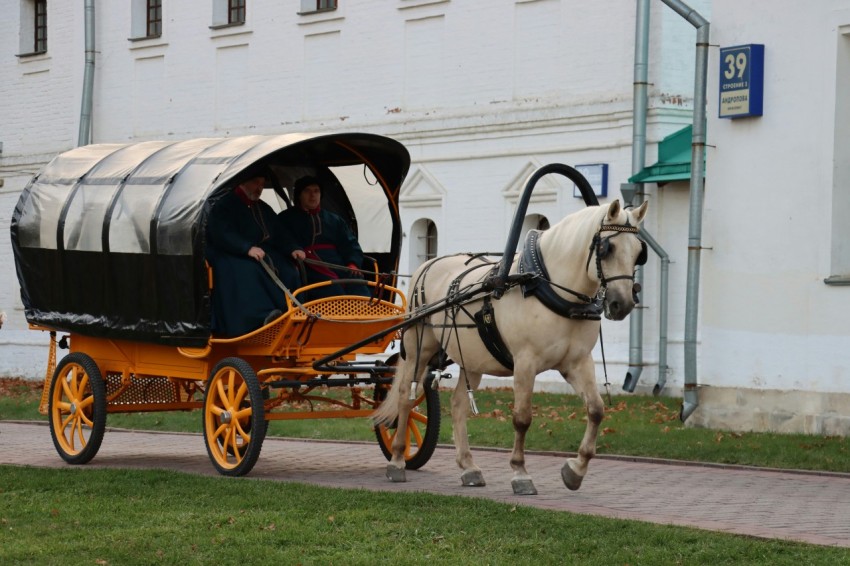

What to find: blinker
left=632, top=282, right=642, bottom=304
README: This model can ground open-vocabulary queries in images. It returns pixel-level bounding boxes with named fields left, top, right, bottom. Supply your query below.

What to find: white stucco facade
left=2, top=0, right=848, bottom=435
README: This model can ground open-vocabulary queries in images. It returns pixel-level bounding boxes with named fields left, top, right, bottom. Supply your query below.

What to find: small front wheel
left=374, top=365, right=440, bottom=470
left=203, top=357, right=266, bottom=476
left=48, top=352, right=107, bottom=465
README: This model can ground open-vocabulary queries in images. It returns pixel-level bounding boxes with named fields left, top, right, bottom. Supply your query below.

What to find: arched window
left=409, top=218, right=438, bottom=271
left=520, top=213, right=549, bottom=244
left=425, top=220, right=438, bottom=261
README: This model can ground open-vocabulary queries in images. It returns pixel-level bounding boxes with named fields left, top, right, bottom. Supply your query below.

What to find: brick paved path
left=2, top=421, right=849, bottom=548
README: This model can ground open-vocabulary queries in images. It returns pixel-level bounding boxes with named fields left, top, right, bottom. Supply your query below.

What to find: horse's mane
left=538, top=204, right=609, bottom=261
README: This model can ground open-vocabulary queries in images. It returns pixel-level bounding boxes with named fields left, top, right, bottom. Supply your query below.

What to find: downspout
left=78, top=0, right=95, bottom=147
left=623, top=0, right=651, bottom=393
left=624, top=0, right=671, bottom=396
left=659, top=0, right=709, bottom=421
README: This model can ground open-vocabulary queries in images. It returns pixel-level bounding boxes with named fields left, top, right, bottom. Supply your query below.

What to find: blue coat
left=277, top=207, right=369, bottom=299
left=206, top=190, right=298, bottom=336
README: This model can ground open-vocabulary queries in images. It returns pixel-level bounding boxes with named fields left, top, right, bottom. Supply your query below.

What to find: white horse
left=373, top=199, right=649, bottom=495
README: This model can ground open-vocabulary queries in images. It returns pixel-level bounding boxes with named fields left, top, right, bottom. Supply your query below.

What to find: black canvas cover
left=10, top=133, right=409, bottom=346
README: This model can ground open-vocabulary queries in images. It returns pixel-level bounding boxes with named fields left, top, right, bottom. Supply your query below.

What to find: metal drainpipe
left=78, top=0, right=95, bottom=147
left=641, top=228, right=671, bottom=395
left=623, top=0, right=651, bottom=393
left=659, top=0, right=709, bottom=421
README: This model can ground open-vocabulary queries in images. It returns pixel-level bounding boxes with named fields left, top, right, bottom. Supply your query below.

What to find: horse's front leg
left=509, top=363, right=538, bottom=495
left=451, top=368, right=485, bottom=487
left=561, top=355, right=604, bottom=491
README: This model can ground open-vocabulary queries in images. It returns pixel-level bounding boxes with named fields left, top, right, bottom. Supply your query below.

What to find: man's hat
left=233, top=163, right=267, bottom=185
left=293, top=175, right=321, bottom=201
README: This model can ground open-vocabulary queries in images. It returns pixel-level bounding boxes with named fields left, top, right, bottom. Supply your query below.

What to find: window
left=520, top=214, right=549, bottom=245
left=409, top=218, right=438, bottom=269
left=18, top=0, right=47, bottom=55
left=300, top=0, right=336, bottom=13
left=34, top=0, right=47, bottom=52
left=147, top=0, right=162, bottom=37
left=828, top=25, right=850, bottom=283
left=229, top=0, right=245, bottom=24
left=425, top=220, right=438, bottom=261
left=212, top=0, right=246, bottom=28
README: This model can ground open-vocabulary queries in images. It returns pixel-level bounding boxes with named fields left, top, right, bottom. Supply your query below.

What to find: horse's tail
left=371, top=364, right=403, bottom=425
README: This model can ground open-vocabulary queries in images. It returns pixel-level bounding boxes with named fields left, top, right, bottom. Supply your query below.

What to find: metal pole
left=624, top=0, right=651, bottom=392
left=659, top=0, right=709, bottom=421
left=78, top=0, right=95, bottom=146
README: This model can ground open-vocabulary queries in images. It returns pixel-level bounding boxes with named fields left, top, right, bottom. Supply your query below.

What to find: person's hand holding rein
left=248, top=246, right=266, bottom=261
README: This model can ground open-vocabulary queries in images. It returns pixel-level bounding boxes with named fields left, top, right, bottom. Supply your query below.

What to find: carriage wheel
left=374, top=361, right=440, bottom=470
left=203, top=357, right=266, bottom=477
left=48, top=352, right=107, bottom=465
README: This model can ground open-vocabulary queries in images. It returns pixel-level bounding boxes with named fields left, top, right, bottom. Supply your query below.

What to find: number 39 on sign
left=719, top=44, right=765, bottom=119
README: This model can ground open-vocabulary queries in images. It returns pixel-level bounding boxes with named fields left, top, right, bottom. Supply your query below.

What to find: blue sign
left=719, top=44, right=764, bottom=119
left=573, top=164, right=608, bottom=198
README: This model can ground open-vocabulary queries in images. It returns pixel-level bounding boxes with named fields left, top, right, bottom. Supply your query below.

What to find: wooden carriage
left=11, top=132, right=439, bottom=476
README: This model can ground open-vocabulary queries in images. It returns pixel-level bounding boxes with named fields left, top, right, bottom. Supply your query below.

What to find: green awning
left=629, top=125, right=699, bottom=185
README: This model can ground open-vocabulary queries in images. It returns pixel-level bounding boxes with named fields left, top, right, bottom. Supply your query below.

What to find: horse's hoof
left=386, top=464, right=406, bottom=483
left=461, top=469, right=486, bottom=487
left=511, top=478, right=538, bottom=496
left=560, top=461, right=584, bottom=491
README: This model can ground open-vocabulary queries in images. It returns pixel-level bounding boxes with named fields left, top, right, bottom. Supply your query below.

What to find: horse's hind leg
left=451, top=368, right=485, bottom=487
left=386, top=325, right=439, bottom=483
left=509, top=364, right=538, bottom=495
left=561, top=357, right=604, bottom=491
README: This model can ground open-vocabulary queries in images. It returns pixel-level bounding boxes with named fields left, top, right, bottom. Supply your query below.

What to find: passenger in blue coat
left=206, top=168, right=298, bottom=337
left=277, top=176, right=370, bottom=299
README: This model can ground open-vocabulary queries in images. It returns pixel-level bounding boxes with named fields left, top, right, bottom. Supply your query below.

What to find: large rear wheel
left=48, top=352, right=107, bottom=465
left=203, top=357, right=266, bottom=476
left=374, top=358, right=440, bottom=470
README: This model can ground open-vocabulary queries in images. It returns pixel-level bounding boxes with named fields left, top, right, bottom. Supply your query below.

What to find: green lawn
left=1, top=466, right=847, bottom=565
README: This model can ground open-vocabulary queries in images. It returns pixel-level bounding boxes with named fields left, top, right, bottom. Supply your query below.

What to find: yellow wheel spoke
left=226, top=370, right=236, bottom=405
left=410, top=410, right=427, bottom=425
left=213, top=423, right=228, bottom=446
left=56, top=401, right=71, bottom=413
left=77, top=395, right=94, bottom=411
left=75, top=419, right=87, bottom=449
left=209, top=405, right=224, bottom=417
left=234, top=421, right=251, bottom=445
left=410, top=423, right=424, bottom=447
left=215, top=378, right=230, bottom=409
left=61, top=376, right=75, bottom=402
left=233, top=407, right=252, bottom=422
left=234, top=381, right=248, bottom=406
left=61, top=412, right=76, bottom=429
left=227, top=428, right=242, bottom=460
left=78, top=373, right=90, bottom=398
left=79, top=412, right=94, bottom=428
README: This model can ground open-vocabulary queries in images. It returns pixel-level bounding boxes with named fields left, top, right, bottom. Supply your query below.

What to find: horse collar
left=517, top=230, right=603, bottom=320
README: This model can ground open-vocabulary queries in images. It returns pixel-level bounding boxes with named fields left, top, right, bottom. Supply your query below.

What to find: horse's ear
left=606, top=200, right=621, bottom=222
left=632, top=201, right=649, bottom=224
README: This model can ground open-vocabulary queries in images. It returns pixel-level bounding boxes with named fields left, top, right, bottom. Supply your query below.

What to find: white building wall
left=683, top=0, right=850, bottom=434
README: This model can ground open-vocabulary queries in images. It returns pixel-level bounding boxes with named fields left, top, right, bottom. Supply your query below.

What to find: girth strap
left=473, top=296, right=514, bottom=370
left=518, top=230, right=603, bottom=320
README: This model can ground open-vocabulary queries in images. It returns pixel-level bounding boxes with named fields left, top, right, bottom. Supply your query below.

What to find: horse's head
left=590, top=200, right=649, bottom=320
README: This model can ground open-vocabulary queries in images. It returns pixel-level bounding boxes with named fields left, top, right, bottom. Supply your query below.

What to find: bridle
left=585, top=221, right=648, bottom=302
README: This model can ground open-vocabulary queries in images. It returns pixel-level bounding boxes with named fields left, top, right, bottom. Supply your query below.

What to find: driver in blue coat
left=205, top=166, right=299, bottom=337
left=277, top=175, right=370, bottom=299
